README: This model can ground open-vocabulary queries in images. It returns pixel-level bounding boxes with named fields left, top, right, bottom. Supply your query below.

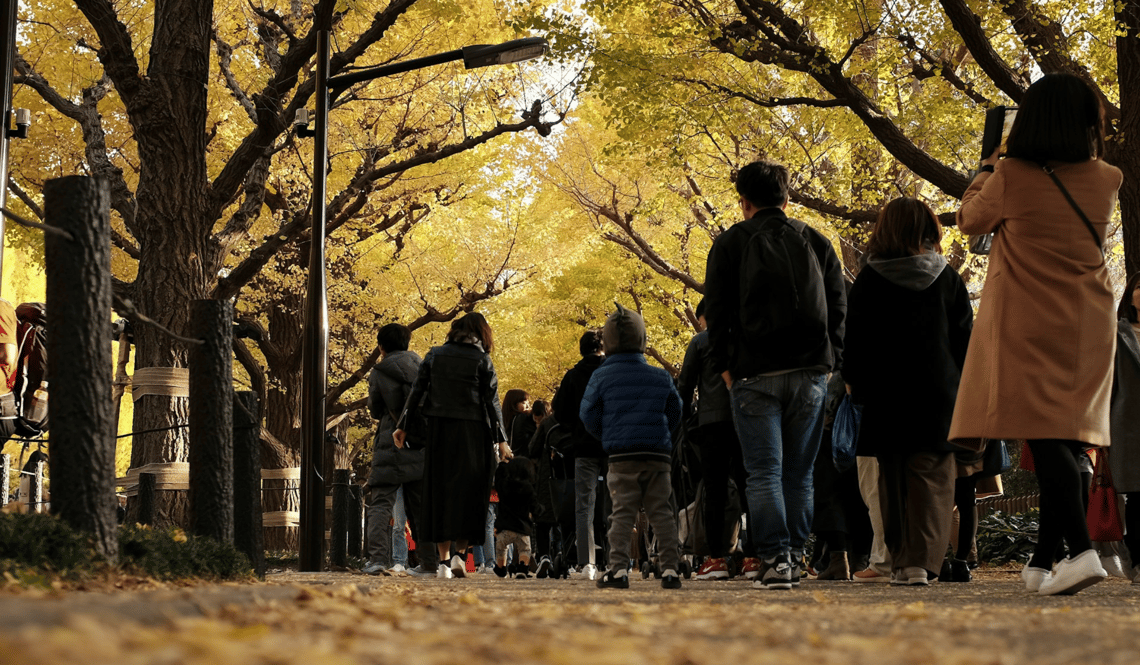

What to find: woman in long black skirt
left=395, top=312, right=509, bottom=579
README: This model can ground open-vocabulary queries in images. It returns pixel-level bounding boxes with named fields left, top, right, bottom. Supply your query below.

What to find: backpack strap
left=1041, top=164, right=1104, bottom=258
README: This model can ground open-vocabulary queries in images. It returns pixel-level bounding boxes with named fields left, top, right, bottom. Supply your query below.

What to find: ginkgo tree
left=6, top=0, right=563, bottom=526
left=527, top=0, right=1139, bottom=288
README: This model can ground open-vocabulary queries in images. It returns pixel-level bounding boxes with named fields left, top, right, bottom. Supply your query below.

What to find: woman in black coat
left=395, top=312, right=509, bottom=579
left=844, top=197, right=974, bottom=586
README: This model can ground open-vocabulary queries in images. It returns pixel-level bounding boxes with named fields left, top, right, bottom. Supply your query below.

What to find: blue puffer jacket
left=580, top=353, right=683, bottom=463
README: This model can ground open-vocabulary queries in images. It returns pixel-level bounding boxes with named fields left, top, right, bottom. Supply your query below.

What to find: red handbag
left=1087, top=450, right=1124, bottom=542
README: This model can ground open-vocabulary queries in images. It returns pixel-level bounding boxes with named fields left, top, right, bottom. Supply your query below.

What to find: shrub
left=0, top=512, right=104, bottom=577
left=0, top=513, right=252, bottom=583
left=119, top=524, right=253, bottom=581
left=976, top=508, right=1039, bottom=564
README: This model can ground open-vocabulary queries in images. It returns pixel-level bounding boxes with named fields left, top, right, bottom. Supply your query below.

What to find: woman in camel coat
left=949, top=73, right=1122, bottom=596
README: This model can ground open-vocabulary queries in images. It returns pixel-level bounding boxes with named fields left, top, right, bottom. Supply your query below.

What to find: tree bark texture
left=43, top=175, right=119, bottom=562
left=1116, top=1, right=1140, bottom=276
left=234, top=391, right=265, bottom=578
left=189, top=300, right=234, bottom=543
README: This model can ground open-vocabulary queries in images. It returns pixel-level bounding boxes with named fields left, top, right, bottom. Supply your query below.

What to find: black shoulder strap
left=1042, top=164, right=1104, bottom=256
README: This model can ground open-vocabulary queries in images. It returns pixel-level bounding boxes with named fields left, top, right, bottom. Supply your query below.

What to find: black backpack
left=13, top=303, right=48, bottom=437
left=738, top=215, right=828, bottom=348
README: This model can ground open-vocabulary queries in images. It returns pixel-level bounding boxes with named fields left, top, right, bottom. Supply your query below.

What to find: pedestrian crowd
left=360, top=73, right=1139, bottom=597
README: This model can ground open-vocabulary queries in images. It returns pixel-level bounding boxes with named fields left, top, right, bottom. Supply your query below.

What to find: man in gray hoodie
left=363, top=323, right=436, bottom=575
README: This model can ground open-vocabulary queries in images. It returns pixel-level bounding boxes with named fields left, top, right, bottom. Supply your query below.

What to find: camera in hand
left=981, top=105, right=1018, bottom=162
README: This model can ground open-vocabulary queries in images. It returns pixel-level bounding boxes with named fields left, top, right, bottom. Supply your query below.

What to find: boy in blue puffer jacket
left=581, top=303, right=684, bottom=589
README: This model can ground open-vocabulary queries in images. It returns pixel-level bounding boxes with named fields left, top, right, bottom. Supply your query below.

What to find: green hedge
left=0, top=513, right=252, bottom=583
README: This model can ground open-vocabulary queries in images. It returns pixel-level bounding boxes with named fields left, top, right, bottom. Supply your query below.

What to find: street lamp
left=297, top=32, right=548, bottom=572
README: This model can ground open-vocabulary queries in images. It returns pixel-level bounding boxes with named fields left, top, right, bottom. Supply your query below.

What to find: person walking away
left=1110, top=272, right=1140, bottom=584
left=581, top=304, right=684, bottom=589
left=677, top=298, right=759, bottom=580
left=703, top=159, right=847, bottom=590
left=552, top=330, right=607, bottom=580
left=363, top=323, right=435, bottom=576
left=395, top=313, right=510, bottom=579
left=950, top=73, right=1121, bottom=596
left=493, top=456, right=539, bottom=578
left=843, top=197, right=973, bottom=586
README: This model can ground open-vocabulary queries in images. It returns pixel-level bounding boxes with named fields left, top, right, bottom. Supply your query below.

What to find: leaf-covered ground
left=1, top=569, right=1138, bottom=665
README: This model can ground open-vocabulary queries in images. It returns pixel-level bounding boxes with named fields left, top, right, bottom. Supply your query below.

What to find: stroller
left=530, top=417, right=577, bottom=578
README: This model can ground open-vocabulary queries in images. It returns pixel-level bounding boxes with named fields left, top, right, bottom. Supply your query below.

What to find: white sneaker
left=1037, top=549, right=1106, bottom=596
left=389, top=563, right=406, bottom=575
left=450, top=554, right=467, bottom=579
left=1021, top=564, right=1050, bottom=593
left=583, top=563, right=598, bottom=581
left=437, top=563, right=453, bottom=579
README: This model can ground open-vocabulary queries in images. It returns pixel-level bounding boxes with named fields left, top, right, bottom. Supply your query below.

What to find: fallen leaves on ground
left=1, top=570, right=1139, bottom=665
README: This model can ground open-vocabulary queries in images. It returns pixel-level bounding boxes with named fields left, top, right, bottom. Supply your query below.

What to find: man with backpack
left=703, top=160, right=847, bottom=590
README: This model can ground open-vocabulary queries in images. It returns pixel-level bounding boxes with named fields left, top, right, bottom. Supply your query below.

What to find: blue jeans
left=391, top=486, right=408, bottom=567
left=473, top=503, right=497, bottom=566
left=730, top=370, right=828, bottom=559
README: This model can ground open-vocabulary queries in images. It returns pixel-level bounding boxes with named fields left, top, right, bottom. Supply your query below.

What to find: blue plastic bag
left=831, top=394, right=862, bottom=473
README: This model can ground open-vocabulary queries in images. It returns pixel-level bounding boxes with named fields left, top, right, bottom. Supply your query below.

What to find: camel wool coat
left=948, top=157, right=1122, bottom=450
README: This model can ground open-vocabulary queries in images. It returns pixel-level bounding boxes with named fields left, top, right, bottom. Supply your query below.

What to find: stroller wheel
left=680, top=560, right=692, bottom=580
left=552, top=553, right=565, bottom=579
left=641, top=560, right=651, bottom=579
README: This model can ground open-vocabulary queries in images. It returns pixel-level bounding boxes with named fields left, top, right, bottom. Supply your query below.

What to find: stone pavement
left=0, top=569, right=1137, bottom=665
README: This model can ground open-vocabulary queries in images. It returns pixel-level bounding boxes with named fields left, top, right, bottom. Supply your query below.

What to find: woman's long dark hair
left=1004, top=73, right=1105, bottom=164
left=1120, top=272, right=1140, bottom=323
left=447, top=312, right=494, bottom=353
left=865, top=197, right=943, bottom=260
left=502, top=389, right=529, bottom=434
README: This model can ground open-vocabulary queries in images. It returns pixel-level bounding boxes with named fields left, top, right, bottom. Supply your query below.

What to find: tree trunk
left=1116, top=1, right=1140, bottom=276
left=122, top=0, right=216, bottom=528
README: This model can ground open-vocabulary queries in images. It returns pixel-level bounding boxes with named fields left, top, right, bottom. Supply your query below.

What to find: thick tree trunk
left=124, top=0, right=215, bottom=528
left=262, top=286, right=304, bottom=550
left=1116, top=1, right=1140, bottom=276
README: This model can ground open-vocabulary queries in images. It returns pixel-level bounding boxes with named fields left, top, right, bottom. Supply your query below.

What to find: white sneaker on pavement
left=450, top=554, right=467, bottom=578
left=583, top=563, right=598, bottom=581
left=1037, top=549, right=1106, bottom=596
left=437, top=563, right=453, bottom=579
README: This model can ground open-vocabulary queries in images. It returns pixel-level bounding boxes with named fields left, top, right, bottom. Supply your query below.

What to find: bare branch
left=213, top=29, right=258, bottom=122
left=936, top=0, right=1029, bottom=103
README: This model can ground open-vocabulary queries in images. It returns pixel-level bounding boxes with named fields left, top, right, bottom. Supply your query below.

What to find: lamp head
left=462, top=37, right=548, bottom=69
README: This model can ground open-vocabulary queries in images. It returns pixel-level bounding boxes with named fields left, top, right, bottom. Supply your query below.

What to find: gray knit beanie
left=602, top=302, right=647, bottom=354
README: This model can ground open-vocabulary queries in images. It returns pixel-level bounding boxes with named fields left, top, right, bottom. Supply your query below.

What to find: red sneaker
left=740, top=557, right=761, bottom=580
left=694, top=557, right=730, bottom=580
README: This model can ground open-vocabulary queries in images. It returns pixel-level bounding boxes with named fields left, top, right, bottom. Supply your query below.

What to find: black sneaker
left=513, top=563, right=530, bottom=579
left=535, top=556, right=552, bottom=579
left=596, top=569, right=630, bottom=589
left=752, top=554, right=794, bottom=590
left=661, top=569, right=682, bottom=589
left=493, top=564, right=508, bottom=578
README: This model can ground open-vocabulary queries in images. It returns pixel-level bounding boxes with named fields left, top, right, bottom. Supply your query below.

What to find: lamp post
left=297, top=32, right=548, bottom=572
left=1, top=0, right=32, bottom=294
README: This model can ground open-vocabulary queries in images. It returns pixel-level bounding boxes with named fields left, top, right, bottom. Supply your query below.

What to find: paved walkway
left=0, top=569, right=1137, bottom=664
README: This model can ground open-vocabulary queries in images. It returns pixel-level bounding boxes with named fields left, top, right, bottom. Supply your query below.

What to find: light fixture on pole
left=295, top=33, right=548, bottom=572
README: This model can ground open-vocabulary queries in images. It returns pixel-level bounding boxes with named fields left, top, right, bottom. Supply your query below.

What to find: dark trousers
left=877, top=452, right=955, bottom=574
left=1027, top=439, right=1093, bottom=569
left=1125, top=491, right=1140, bottom=571
left=695, top=421, right=754, bottom=558
left=366, top=478, right=436, bottom=569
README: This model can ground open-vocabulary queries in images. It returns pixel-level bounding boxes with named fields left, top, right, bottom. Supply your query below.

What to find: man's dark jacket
left=367, top=350, right=424, bottom=487
left=676, top=330, right=732, bottom=426
left=552, top=354, right=605, bottom=459
left=704, top=208, right=847, bottom=379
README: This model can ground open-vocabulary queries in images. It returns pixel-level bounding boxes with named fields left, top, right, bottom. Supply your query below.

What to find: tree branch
left=936, top=0, right=1029, bottom=103
left=14, top=59, right=139, bottom=232
left=896, top=33, right=994, bottom=107
left=213, top=29, right=258, bottom=123
left=73, top=0, right=144, bottom=108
